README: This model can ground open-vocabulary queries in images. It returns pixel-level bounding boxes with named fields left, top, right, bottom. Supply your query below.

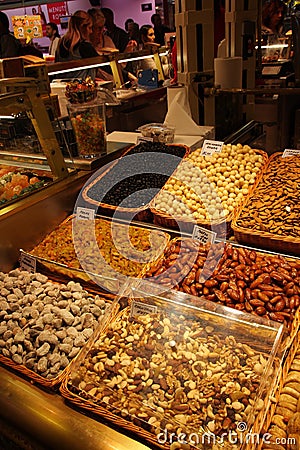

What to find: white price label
left=192, top=226, right=216, bottom=245
left=130, top=301, right=158, bottom=319
left=137, top=136, right=153, bottom=144
left=201, top=139, right=224, bottom=156
left=76, top=207, right=95, bottom=220
left=282, top=149, right=300, bottom=158
left=20, top=252, right=36, bottom=273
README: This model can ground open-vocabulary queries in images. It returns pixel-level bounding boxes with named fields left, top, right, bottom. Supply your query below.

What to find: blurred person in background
left=88, top=8, right=116, bottom=53
left=46, top=22, right=60, bottom=56
left=101, top=7, right=129, bottom=52
left=127, top=22, right=139, bottom=45
left=262, top=0, right=287, bottom=35
left=124, top=18, right=134, bottom=32
left=151, top=13, right=170, bottom=46
left=0, top=11, right=21, bottom=58
left=138, top=24, right=158, bottom=71
left=55, top=10, right=99, bottom=79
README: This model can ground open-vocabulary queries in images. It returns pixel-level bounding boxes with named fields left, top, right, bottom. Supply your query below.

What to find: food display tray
left=232, top=153, right=300, bottom=256
left=150, top=148, right=268, bottom=238
left=81, top=142, right=189, bottom=222
left=27, top=215, right=171, bottom=295
left=0, top=268, right=114, bottom=390
left=140, top=237, right=300, bottom=345
left=60, top=284, right=285, bottom=450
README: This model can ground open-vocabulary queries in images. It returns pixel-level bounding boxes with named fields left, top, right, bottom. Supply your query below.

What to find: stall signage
left=47, top=2, right=68, bottom=25
left=136, top=136, right=153, bottom=144
left=20, top=252, right=36, bottom=273
left=282, top=149, right=300, bottom=158
left=130, top=301, right=157, bottom=318
left=192, top=225, right=217, bottom=245
left=12, top=15, right=43, bottom=40
left=76, top=207, right=95, bottom=220
left=201, top=140, right=224, bottom=156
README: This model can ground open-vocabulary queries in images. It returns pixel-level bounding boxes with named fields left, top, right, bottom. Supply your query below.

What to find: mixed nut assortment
left=143, top=239, right=300, bottom=329
left=151, top=144, right=265, bottom=222
left=69, top=307, right=268, bottom=446
left=235, top=155, right=300, bottom=238
left=0, top=269, right=110, bottom=380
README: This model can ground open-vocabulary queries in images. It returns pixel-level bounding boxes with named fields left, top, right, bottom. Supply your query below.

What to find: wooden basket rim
left=82, top=143, right=190, bottom=211
left=150, top=148, right=268, bottom=228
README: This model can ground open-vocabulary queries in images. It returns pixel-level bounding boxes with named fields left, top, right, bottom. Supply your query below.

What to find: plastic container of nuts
left=137, top=123, right=175, bottom=143
left=61, top=278, right=286, bottom=450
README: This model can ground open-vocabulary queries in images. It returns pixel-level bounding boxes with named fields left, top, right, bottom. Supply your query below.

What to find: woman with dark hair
left=55, top=10, right=99, bottom=79
left=262, top=0, right=287, bottom=35
left=138, top=24, right=158, bottom=70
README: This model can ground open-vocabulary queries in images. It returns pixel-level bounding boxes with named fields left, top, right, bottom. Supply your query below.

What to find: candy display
left=69, top=104, right=106, bottom=158
left=0, top=166, right=49, bottom=206
left=66, top=78, right=106, bottom=158
left=65, top=78, right=97, bottom=104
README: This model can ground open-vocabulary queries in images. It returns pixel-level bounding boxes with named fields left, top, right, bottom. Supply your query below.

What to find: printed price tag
left=192, top=225, right=217, bottom=245
left=130, top=301, right=158, bottom=319
left=201, top=139, right=224, bottom=156
left=136, top=136, right=153, bottom=144
left=282, top=149, right=300, bottom=158
left=76, top=207, right=95, bottom=220
left=20, top=252, right=36, bottom=273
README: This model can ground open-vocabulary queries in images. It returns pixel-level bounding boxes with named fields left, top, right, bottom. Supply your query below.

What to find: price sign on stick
left=76, top=207, right=95, bottom=220
left=20, top=251, right=36, bottom=273
left=201, top=140, right=224, bottom=156
left=282, top=149, right=300, bottom=158
left=192, top=225, right=217, bottom=245
left=130, top=301, right=158, bottom=319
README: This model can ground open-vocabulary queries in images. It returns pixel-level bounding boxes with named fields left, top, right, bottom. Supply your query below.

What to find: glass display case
left=63, top=279, right=285, bottom=450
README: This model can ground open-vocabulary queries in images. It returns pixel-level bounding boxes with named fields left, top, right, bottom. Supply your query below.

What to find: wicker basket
left=60, top=298, right=284, bottom=450
left=0, top=277, right=115, bottom=390
left=258, top=318, right=300, bottom=450
left=150, top=148, right=268, bottom=238
left=28, top=215, right=171, bottom=295
left=232, top=152, right=300, bottom=256
left=82, top=143, right=190, bottom=222
left=139, top=237, right=300, bottom=345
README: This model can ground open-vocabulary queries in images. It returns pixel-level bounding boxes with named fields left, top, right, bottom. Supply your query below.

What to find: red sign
left=47, top=2, right=67, bottom=24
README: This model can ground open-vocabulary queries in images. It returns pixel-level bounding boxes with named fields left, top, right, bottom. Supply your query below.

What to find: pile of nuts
left=31, top=218, right=168, bottom=278
left=0, top=269, right=109, bottom=380
left=151, top=144, right=265, bottom=222
left=235, top=155, right=300, bottom=238
left=262, top=346, right=300, bottom=450
left=69, top=307, right=267, bottom=445
left=143, top=239, right=300, bottom=329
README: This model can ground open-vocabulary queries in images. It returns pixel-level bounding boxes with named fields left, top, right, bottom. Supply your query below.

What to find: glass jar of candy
left=67, top=99, right=107, bottom=159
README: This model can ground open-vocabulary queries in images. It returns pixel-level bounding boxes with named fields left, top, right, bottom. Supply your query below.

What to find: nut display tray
left=28, top=215, right=170, bottom=295
left=0, top=268, right=112, bottom=389
left=232, top=153, right=300, bottom=256
left=61, top=281, right=285, bottom=450
left=141, top=237, right=300, bottom=341
left=150, top=144, right=268, bottom=237
left=81, top=141, right=189, bottom=221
